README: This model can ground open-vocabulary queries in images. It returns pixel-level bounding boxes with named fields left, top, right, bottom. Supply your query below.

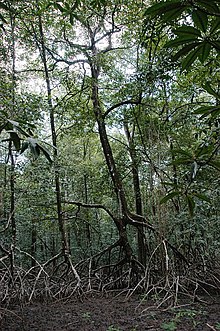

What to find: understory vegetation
left=0, top=0, right=219, bottom=310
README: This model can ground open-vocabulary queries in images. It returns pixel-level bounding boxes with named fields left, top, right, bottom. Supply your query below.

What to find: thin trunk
left=124, top=121, right=146, bottom=266
left=37, top=12, right=70, bottom=259
left=31, top=220, right=37, bottom=267
left=9, top=142, right=16, bottom=244
left=83, top=141, right=91, bottom=252
left=9, top=7, right=16, bottom=280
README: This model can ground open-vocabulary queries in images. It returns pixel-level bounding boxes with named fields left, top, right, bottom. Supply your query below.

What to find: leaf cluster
left=145, top=0, right=220, bottom=71
left=0, top=119, right=53, bottom=163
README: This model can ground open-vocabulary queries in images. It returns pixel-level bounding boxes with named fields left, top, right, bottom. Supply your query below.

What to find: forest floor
left=1, top=293, right=220, bottom=331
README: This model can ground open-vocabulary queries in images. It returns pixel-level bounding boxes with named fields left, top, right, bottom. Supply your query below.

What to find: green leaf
left=161, top=7, right=186, bottom=23
left=192, top=9, right=208, bottom=32
left=203, top=82, right=220, bottom=99
left=194, top=105, right=220, bottom=118
left=144, top=0, right=183, bottom=17
left=27, top=137, right=39, bottom=159
left=38, top=144, right=53, bottom=163
left=20, top=141, right=29, bottom=154
left=30, top=145, right=40, bottom=160
left=165, top=36, right=199, bottom=48
left=181, top=45, right=202, bottom=71
left=197, top=0, right=219, bottom=14
left=210, top=18, right=220, bottom=34
left=10, top=132, right=21, bottom=151
left=160, top=191, right=180, bottom=204
left=174, top=25, right=201, bottom=37
left=172, top=42, right=200, bottom=61
left=186, top=195, right=195, bottom=217
left=198, top=41, right=211, bottom=63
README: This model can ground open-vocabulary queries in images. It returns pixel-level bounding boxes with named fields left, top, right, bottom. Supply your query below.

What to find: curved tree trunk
left=88, top=27, right=133, bottom=262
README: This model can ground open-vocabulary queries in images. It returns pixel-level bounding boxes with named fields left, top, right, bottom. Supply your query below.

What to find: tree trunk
left=123, top=121, right=146, bottom=266
left=31, top=220, right=37, bottom=267
left=88, top=28, right=133, bottom=262
left=37, top=11, right=70, bottom=260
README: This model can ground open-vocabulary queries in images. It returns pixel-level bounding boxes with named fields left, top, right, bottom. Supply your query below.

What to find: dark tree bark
left=88, top=26, right=137, bottom=263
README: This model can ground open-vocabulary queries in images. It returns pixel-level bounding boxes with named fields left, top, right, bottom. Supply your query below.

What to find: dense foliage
left=0, top=0, right=219, bottom=304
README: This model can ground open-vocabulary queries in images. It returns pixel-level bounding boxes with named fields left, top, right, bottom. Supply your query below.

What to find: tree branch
left=103, top=99, right=142, bottom=118
left=63, top=200, right=116, bottom=221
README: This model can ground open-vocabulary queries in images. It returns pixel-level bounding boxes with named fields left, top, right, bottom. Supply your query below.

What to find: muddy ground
left=1, top=293, right=220, bottom=331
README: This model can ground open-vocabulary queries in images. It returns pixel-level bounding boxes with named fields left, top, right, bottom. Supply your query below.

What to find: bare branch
left=63, top=200, right=116, bottom=221
left=103, top=99, right=142, bottom=118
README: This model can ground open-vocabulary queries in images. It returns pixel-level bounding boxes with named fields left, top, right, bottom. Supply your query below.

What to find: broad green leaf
left=174, top=25, right=201, bottom=37
left=160, top=191, right=180, bottom=204
left=10, top=132, right=21, bottom=151
left=186, top=195, right=195, bottom=217
left=20, top=141, right=29, bottom=154
left=161, top=7, right=186, bottom=23
left=29, top=143, right=40, bottom=160
left=197, top=0, right=219, bottom=14
left=181, top=45, right=202, bottom=71
left=165, top=36, right=199, bottom=48
left=198, top=42, right=211, bottom=63
left=194, top=105, right=220, bottom=119
left=203, top=82, right=220, bottom=99
left=192, top=9, right=208, bottom=32
left=210, top=18, right=220, bottom=34
left=144, top=0, right=183, bottom=17
left=172, top=42, right=201, bottom=61
left=38, top=144, right=53, bottom=163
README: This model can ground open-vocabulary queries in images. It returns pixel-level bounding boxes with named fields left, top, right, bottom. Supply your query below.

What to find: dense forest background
left=0, top=0, right=219, bottom=305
